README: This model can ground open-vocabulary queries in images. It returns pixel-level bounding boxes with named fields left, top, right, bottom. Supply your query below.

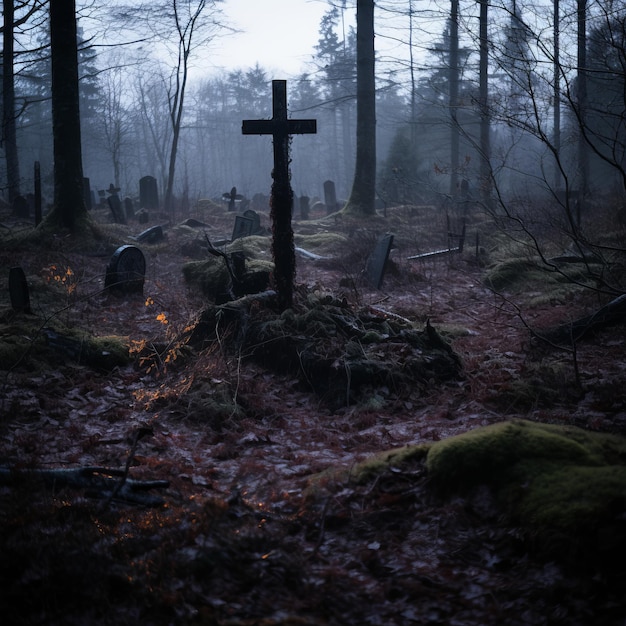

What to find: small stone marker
left=104, top=245, right=146, bottom=294
left=324, top=180, right=338, bottom=215
left=299, top=195, right=310, bottom=220
left=242, top=209, right=262, bottom=234
left=366, top=234, right=394, bottom=289
left=139, top=176, right=159, bottom=210
left=9, top=267, right=31, bottom=313
left=231, top=215, right=254, bottom=240
left=242, top=79, right=317, bottom=310
left=222, top=186, right=244, bottom=212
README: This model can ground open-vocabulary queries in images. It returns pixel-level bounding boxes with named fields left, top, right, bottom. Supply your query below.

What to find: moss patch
left=426, top=419, right=626, bottom=535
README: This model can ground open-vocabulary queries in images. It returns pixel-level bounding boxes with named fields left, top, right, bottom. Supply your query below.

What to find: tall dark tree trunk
left=346, top=0, right=376, bottom=216
left=576, top=0, right=588, bottom=224
left=3, top=0, right=21, bottom=209
left=49, top=0, right=86, bottom=231
left=553, top=0, right=561, bottom=192
left=478, top=0, right=492, bottom=211
left=449, top=0, right=460, bottom=201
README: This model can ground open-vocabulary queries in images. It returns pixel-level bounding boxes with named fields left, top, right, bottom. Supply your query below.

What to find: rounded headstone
left=105, top=245, right=146, bottom=294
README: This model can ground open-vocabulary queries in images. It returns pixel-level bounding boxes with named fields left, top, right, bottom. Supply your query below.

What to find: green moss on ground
left=426, top=419, right=626, bottom=532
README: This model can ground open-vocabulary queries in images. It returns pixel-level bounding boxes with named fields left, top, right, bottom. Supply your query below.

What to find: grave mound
left=187, top=288, right=462, bottom=409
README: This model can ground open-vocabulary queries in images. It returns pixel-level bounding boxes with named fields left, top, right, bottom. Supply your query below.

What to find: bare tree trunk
left=346, top=0, right=376, bottom=216
left=478, top=0, right=492, bottom=211
left=449, top=0, right=460, bottom=201
left=553, top=0, right=561, bottom=192
left=576, top=0, right=588, bottom=224
left=3, top=0, right=21, bottom=208
left=49, top=0, right=86, bottom=231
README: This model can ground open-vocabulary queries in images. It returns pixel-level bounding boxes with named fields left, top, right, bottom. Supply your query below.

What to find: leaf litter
left=1, top=207, right=626, bottom=624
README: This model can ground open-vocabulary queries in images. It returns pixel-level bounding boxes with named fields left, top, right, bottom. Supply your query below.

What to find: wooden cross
left=243, top=79, right=317, bottom=311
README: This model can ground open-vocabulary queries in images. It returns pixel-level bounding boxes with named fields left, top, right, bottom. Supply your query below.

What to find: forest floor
left=1, top=202, right=626, bottom=625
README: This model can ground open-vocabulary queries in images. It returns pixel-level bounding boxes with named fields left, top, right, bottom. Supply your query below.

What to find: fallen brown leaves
left=1, top=209, right=626, bottom=624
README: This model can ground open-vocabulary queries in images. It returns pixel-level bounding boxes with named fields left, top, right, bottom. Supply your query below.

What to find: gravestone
left=9, top=267, right=30, bottom=313
left=222, top=186, right=244, bottom=212
left=231, top=215, right=254, bottom=241
left=135, top=225, right=164, bottom=244
left=139, top=176, right=159, bottom=210
left=124, top=197, right=135, bottom=220
left=135, top=225, right=163, bottom=244
left=242, top=209, right=262, bottom=234
left=242, top=79, right=317, bottom=310
left=365, top=234, right=394, bottom=290
left=104, top=245, right=146, bottom=294
left=299, top=196, right=310, bottom=220
left=83, top=178, right=92, bottom=210
left=324, top=180, right=338, bottom=215
left=136, top=209, right=149, bottom=224
left=107, top=192, right=125, bottom=224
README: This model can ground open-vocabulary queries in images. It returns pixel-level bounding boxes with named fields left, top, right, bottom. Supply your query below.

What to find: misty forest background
left=3, top=0, right=626, bottom=227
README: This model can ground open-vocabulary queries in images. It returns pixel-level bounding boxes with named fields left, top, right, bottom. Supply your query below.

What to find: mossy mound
left=485, top=257, right=594, bottom=297
left=426, top=419, right=626, bottom=559
left=182, top=256, right=273, bottom=302
left=188, top=290, right=462, bottom=408
left=0, top=311, right=129, bottom=372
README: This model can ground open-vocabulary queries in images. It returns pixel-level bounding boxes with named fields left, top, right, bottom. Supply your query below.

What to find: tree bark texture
left=347, top=0, right=376, bottom=216
left=50, top=0, right=86, bottom=230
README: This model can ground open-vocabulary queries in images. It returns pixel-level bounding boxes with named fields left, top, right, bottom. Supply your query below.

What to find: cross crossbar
left=242, top=80, right=316, bottom=138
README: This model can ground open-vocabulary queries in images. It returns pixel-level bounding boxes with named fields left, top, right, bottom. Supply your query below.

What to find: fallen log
left=0, top=466, right=169, bottom=506
left=537, top=293, right=626, bottom=344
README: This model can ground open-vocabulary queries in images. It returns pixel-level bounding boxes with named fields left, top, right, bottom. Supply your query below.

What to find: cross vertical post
left=242, top=80, right=317, bottom=311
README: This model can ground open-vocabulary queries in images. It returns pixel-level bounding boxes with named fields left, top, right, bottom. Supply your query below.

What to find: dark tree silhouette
left=48, top=0, right=87, bottom=231
left=345, top=0, right=376, bottom=216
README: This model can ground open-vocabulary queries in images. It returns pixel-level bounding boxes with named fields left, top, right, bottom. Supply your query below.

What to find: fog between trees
left=4, top=0, right=626, bottom=221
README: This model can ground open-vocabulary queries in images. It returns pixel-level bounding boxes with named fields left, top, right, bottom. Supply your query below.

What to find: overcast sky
left=207, top=0, right=340, bottom=77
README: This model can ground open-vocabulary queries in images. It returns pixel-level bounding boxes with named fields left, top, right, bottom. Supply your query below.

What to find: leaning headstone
left=324, top=180, right=338, bottom=215
left=107, top=193, right=126, bottom=224
left=231, top=215, right=254, bottom=241
left=135, top=225, right=164, bottom=245
left=365, top=234, right=394, bottom=290
left=104, top=245, right=146, bottom=294
left=139, top=175, right=159, bottom=210
left=242, top=209, right=262, bottom=234
left=9, top=267, right=31, bottom=313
